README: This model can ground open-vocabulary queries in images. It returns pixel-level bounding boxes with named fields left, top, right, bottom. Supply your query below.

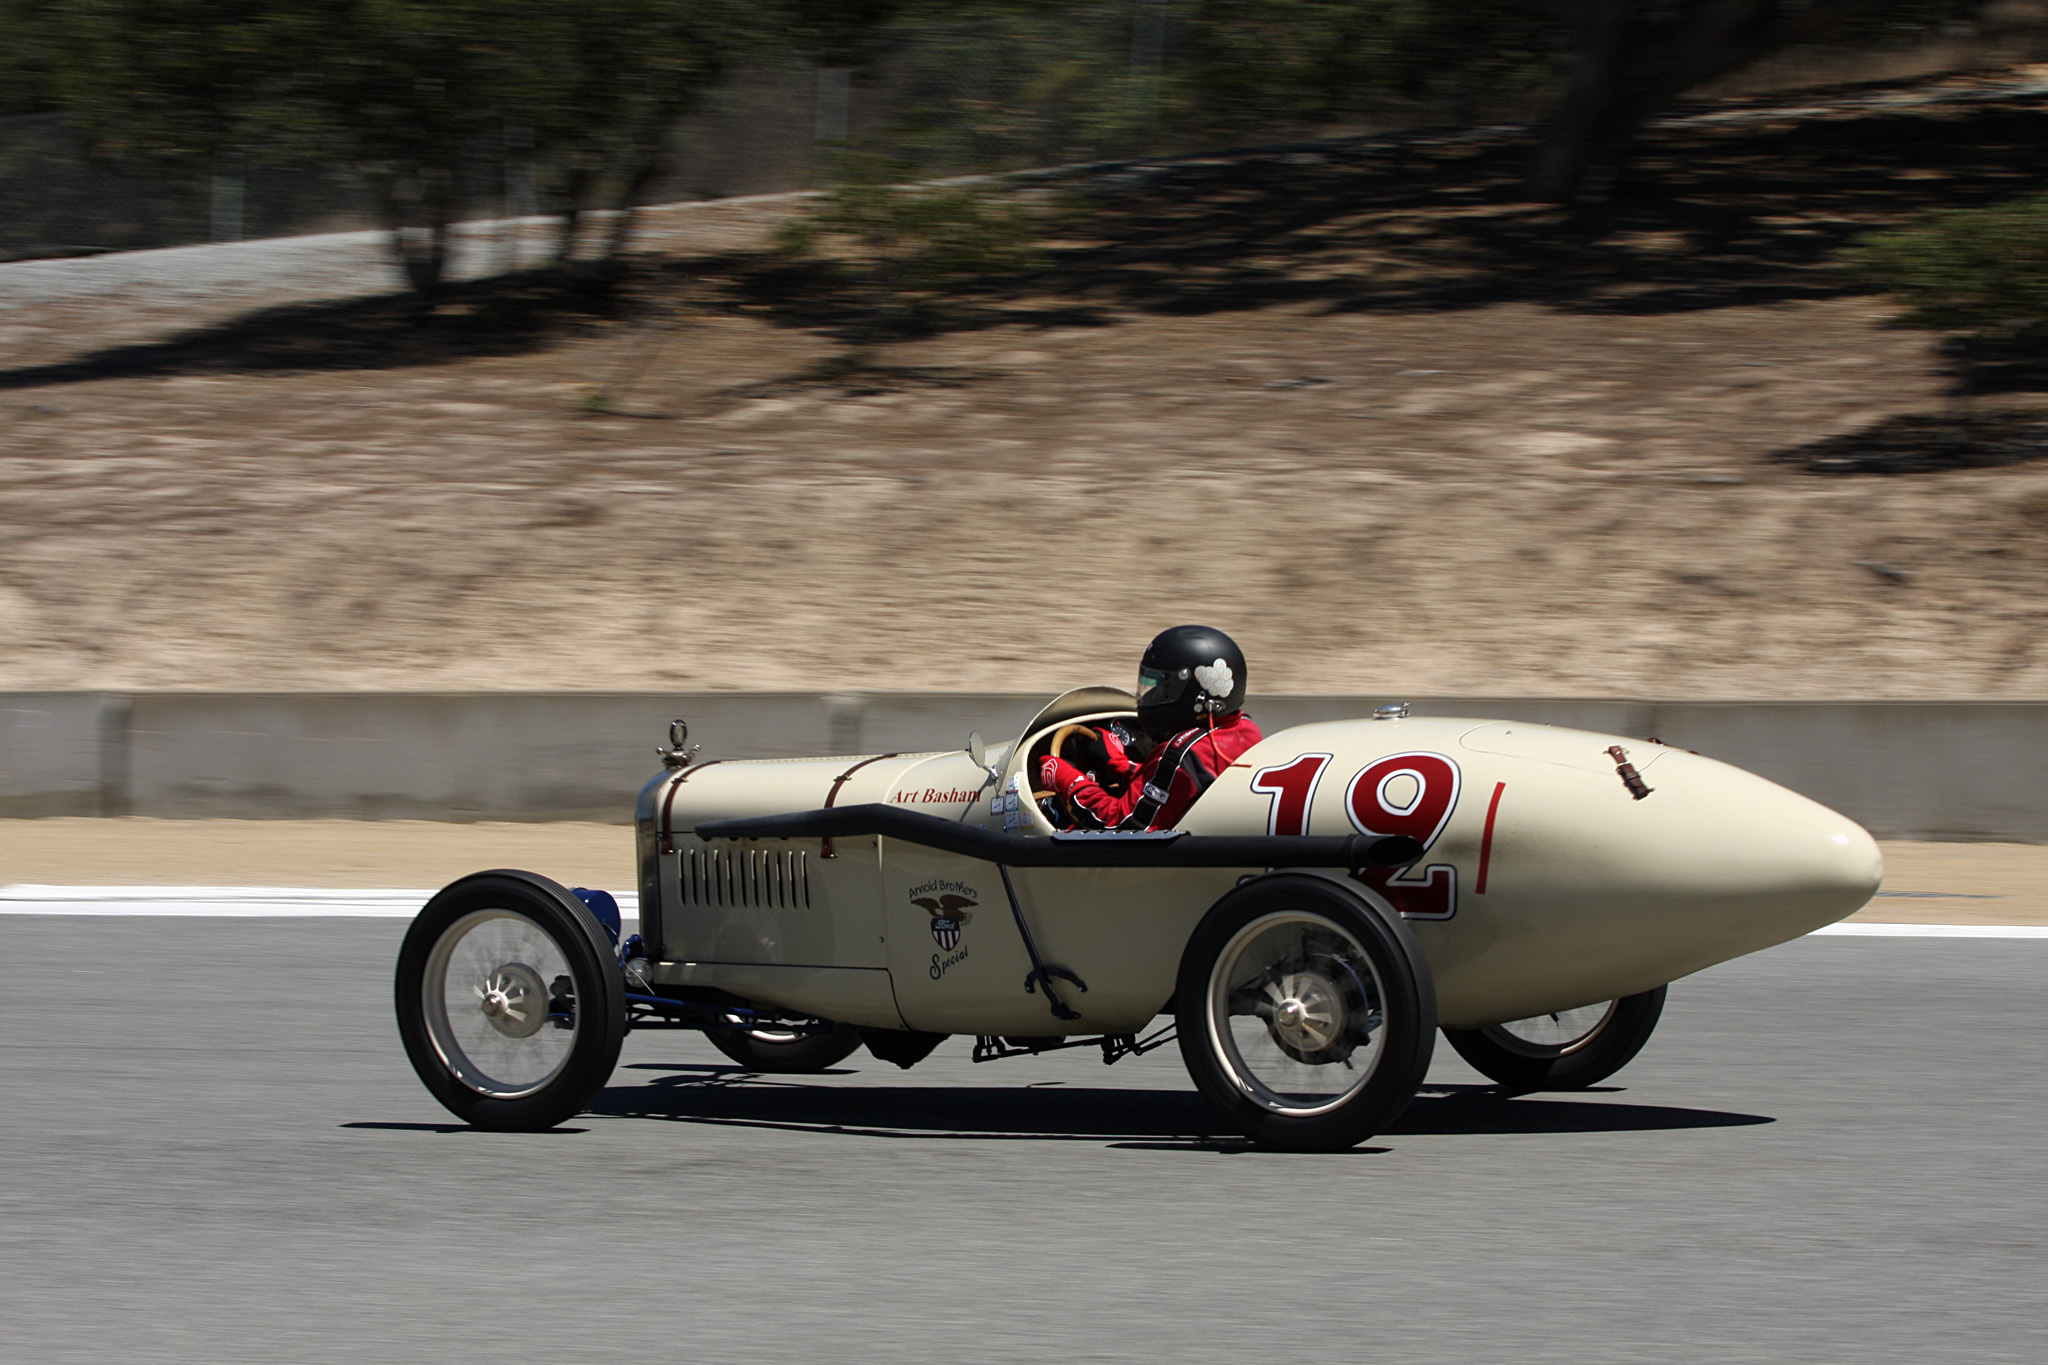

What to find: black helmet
left=1135, top=625, right=1247, bottom=740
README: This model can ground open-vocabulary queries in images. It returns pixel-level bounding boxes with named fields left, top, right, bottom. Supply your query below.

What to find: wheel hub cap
left=1265, top=973, right=1340, bottom=1052
left=474, top=961, right=547, bottom=1039
left=1208, top=911, right=1389, bottom=1119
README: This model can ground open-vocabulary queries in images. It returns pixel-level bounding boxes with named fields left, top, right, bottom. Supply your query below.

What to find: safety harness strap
left=1116, top=725, right=1210, bottom=832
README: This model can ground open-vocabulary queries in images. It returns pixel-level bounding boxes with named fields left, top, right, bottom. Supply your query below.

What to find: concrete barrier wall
left=1, top=693, right=126, bottom=818
left=116, top=692, right=1050, bottom=822
left=1, top=692, right=2043, bottom=840
left=1639, top=701, right=2048, bottom=843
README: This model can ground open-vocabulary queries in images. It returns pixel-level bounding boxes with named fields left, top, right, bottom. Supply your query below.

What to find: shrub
left=776, top=154, right=1045, bottom=298
left=1844, top=195, right=2048, bottom=333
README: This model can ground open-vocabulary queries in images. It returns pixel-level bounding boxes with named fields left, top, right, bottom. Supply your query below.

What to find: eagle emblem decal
left=912, top=892, right=977, bottom=951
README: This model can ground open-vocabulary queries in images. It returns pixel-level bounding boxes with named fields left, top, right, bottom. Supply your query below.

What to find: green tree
left=845, top=1, right=1980, bottom=201
left=41, top=0, right=746, bottom=294
left=521, top=0, right=751, bottom=266
left=296, top=2, right=552, bottom=292
left=49, top=1, right=287, bottom=160
left=1188, top=0, right=1561, bottom=131
left=0, top=0, right=64, bottom=116
left=1190, top=0, right=1989, bottom=202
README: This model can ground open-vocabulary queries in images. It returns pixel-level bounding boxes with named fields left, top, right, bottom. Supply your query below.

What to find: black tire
left=706, top=1020, right=863, bottom=1073
left=1442, top=986, right=1667, bottom=1091
left=1176, top=872, right=1436, bottom=1152
left=395, top=870, right=626, bottom=1131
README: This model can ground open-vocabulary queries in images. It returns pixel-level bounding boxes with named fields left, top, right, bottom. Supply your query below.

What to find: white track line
left=1811, top=921, right=2048, bottom=939
left=0, top=886, right=2036, bottom=934
left=0, top=886, right=639, bottom=918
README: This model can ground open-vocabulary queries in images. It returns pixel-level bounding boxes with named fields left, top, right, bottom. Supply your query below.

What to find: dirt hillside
left=5, top=72, right=2048, bottom=698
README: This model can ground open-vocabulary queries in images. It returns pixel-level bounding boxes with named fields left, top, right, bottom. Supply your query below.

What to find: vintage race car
left=393, top=688, right=1883, bottom=1151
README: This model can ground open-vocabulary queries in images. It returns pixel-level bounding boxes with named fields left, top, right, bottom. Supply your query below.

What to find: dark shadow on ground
left=587, top=1070, right=1771, bottom=1145
left=1945, top=330, right=2048, bottom=398
left=9, top=75, right=2046, bottom=388
left=1391, top=1083, right=1772, bottom=1135
left=1761, top=324, right=2048, bottom=474
left=687, top=353, right=1011, bottom=414
left=339, top=1121, right=591, bottom=1135
left=0, top=267, right=625, bottom=391
left=1769, top=410, right=2048, bottom=475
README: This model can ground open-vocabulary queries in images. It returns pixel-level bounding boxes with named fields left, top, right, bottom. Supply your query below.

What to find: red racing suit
left=1042, top=712, right=1264, bottom=831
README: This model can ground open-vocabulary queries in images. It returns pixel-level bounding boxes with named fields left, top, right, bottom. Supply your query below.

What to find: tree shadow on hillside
left=1770, top=411, right=2048, bottom=475
left=1766, top=330, right=2048, bottom=476
left=723, top=86, right=2048, bottom=339
left=0, top=267, right=626, bottom=391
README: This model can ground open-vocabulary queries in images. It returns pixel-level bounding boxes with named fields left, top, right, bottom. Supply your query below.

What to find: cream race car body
left=637, top=692, right=1880, bottom=1036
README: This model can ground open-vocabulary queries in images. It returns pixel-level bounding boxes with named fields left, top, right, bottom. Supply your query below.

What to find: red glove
left=1039, top=755, right=1086, bottom=796
left=1098, top=728, right=1137, bottom=779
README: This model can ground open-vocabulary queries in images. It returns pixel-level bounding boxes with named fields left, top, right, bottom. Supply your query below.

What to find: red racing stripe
left=1475, top=781, right=1507, bottom=894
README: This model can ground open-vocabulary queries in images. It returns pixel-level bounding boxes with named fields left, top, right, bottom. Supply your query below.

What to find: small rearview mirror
left=669, top=718, right=689, bottom=749
left=967, top=730, right=987, bottom=770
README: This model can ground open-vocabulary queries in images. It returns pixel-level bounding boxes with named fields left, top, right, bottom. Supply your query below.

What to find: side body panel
left=880, top=835, right=1235, bottom=1036
left=635, top=713, right=1880, bottom=1033
left=879, top=725, right=1230, bottom=1035
left=646, top=961, right=904, bottom=1030
left=647, top=755, right=928, bottom=1022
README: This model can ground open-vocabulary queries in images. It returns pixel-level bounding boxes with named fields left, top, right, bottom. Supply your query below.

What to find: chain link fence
left=0, top=68, right=870, bottom=262
left=0, top=113, right=383, bottom=261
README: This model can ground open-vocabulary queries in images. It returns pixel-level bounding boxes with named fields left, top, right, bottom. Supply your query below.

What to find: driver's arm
left=1041, top=738, right=1146, bottom=829
left=1043, top=716, right=1261, bottom=831
left=1043, top=760, right=1139, bottom=828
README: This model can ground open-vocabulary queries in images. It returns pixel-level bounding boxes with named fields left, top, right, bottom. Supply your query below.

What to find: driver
left=1038, top=625, right=1263, bottom=831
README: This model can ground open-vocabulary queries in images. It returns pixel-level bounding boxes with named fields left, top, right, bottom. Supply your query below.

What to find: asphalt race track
left=2, top=916, right=2043, bottom=1365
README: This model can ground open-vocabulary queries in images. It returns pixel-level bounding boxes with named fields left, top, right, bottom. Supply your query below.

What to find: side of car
left=394, top=690, right=1882, bottom=1151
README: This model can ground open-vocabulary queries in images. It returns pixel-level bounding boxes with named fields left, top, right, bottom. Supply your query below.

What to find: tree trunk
left=555, top=168, right=595, bottom=265
left=1526, top=0, right=1882, bottom=204
left=1527, top=1, right=1640, bottom=204
left=599, top=162, right=664, bottom=267
left=374, top=172, right=452, bottom=300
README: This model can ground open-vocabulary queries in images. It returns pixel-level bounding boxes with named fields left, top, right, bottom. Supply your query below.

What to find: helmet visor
left=1136, top=666, right=1186, bottom=710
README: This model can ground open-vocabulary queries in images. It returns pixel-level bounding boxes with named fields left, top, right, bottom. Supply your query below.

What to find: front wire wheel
left=1442, top=986, right=1668, bottom=1091
left=1177, top=873, right=1435, bottom=1152
left=395, top=871, right=626, bottom=1130
left=424, top=910, right=576, bottom=1096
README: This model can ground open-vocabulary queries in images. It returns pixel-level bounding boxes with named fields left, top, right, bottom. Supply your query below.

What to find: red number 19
left=1250, top=749, right=1463, bottom=920
left=1249, top=753, right=1332, bottom=836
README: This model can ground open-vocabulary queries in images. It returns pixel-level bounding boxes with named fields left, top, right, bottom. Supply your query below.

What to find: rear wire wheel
left=395, top=871, right=626, bottom=1130
left=1442, top=986, right=1667, bottom=1091
left=1176, top=873, right=1435, bottom=1152
left=706, top=1020, right=863, bottom=1073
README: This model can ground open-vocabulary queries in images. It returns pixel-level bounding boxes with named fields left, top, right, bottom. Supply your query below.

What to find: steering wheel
left=1032, top=723, right=1099, bottom=826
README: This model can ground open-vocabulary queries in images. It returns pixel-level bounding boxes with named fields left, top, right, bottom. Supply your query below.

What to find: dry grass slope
left=6, top=72, right=2048, bottom=697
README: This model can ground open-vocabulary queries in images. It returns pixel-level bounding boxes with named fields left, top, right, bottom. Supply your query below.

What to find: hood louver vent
left=679, top=845, right=810, bottom=911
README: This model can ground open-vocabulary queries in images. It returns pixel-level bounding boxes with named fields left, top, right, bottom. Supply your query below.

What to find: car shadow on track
left=1395, top=1084, right=1774, bottom=1136
left=586, top=1068, right=1773, bottom=1147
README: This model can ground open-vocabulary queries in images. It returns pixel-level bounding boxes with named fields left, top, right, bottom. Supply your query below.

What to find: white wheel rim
left=1480, top=1000, right=1619, bottom=1058
left=422, top=909, right=579, bottom=1098
left=725, top=1013, right=807, bottom=1046
left=1207, top=910, right=1388, bottom=1118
